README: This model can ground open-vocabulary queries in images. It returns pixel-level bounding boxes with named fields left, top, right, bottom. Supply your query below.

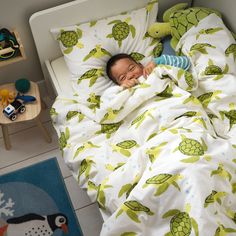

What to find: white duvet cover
left=51, top=14, right=236, bottom=235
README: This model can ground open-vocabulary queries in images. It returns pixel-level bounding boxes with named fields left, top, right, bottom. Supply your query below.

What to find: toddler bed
left=30, top=0, right=236, bottom=235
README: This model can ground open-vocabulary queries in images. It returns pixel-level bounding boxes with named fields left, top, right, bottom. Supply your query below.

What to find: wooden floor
left=0, top=96, right=103, bottom=236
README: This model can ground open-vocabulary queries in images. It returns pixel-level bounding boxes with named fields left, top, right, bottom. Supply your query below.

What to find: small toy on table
left=0, top=88, right=16, bottom=107
left=2, top=78, right=36, bottom=121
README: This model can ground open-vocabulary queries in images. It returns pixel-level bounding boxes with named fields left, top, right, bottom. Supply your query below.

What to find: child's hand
left=143, top=61, right=156, bottom=78
left=121, top=79, right=139, bottom=89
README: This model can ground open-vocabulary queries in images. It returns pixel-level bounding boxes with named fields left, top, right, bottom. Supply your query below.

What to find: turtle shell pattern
left=146, top=174, right=172, bottom=184
left=66, top=111, right=79, bottom=120
left=100, top=122, right=123, bottom=134
left=185, top=71, right=194, bottom=89
left=205, top=65, right=222, bottom=75
left=170, top=8, right=217, bottom=41
left=197, top=92, right=213, bottom=103
left=224, top=110, right=236, bottom=127
left=112, top=22, right=130, bottom=41
left=116, top=140, right=137, bottom=149
left=170, top=212, right=192, bottom=236
left=179, top=138, right=204, bottom=156
left=153, top=42, right=163, bottom=57
left=59, top=132, right=67, bottom=151
left=156, top=85, right=173, bottom=98
left=130, top=52, right=145, bottom=62
left=60, top=31, right=78, bottom=48
left=225, top=44, right=236, bottom=56
left=80, top=69, right=99, bottom=80
left=205, top=190, right=217, bottom=204
left=124, top=200, right=151, bottom=213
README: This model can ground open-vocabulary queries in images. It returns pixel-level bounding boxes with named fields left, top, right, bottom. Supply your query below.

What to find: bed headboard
left=29, top=0, right=192, bottom=85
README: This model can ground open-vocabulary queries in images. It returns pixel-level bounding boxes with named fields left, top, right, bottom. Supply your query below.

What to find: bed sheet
left=51, top=14, right=236, bottom=235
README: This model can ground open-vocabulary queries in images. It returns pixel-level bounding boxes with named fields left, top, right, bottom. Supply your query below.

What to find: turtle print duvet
left=51, top=14, right=236, bottom=235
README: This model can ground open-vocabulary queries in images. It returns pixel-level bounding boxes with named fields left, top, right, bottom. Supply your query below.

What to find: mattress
left=50, top=57, right=73, bottom=95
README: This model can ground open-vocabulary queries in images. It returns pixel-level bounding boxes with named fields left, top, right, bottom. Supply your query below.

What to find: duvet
left=51, top=14, right=236, bottom=235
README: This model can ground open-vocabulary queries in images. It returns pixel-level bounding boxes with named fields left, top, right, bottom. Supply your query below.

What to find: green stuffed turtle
left=148, top=3, right=221, bottom=50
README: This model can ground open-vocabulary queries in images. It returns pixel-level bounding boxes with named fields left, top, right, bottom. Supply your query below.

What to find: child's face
left=111, top=58, right=144, bottom=86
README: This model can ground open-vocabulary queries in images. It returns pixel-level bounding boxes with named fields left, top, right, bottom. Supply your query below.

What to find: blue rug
left=0, top=158, right=83, bottom=236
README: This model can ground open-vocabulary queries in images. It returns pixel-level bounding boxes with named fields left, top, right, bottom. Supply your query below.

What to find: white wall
left=193, top=0, right=236, bottom=33
left=0, top=0, right=73, bottom=86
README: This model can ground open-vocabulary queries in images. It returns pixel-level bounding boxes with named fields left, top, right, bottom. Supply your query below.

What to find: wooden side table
left=0, top=81, right=52, bottom=150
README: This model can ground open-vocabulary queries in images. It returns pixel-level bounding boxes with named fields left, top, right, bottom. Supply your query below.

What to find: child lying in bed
left=106, top=53, right=190, bottom=88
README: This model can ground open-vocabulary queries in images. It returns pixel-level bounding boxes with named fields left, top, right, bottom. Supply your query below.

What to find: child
left=106, top=53, right=190, bottom=88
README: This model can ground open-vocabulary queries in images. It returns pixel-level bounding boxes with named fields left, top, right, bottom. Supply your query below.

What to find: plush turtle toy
left=148, top=3, right=222, bottom=50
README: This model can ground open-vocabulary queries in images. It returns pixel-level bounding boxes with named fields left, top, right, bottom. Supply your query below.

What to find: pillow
left=51, top=1, right=159, bottom=103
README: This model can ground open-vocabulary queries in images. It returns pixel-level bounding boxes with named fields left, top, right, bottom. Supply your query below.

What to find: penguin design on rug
left=0, top=213, right=68, bottom=236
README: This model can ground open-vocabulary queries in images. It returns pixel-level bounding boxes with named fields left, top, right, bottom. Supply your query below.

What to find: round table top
left=0, top=81, right=41, bottom=124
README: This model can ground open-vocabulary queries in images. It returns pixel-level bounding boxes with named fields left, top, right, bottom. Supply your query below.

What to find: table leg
left=35, top=117, right=52, bottom=143
left=1, top=125, right=11, bottom=150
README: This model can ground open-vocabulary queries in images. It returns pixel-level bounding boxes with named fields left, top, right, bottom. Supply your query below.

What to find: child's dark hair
left=106, top=53, right=137, bottom=84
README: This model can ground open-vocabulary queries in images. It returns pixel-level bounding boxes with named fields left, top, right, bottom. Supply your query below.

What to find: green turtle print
left=202, top=59, right=229, bottom=80
left=116, top=200, right=154, bottom=223
left=120, top=232, right=137, bottom=236
left=87, top=178, right=112, bottom=210
left=173, top=134, right=211, bottom=163
left=219, top=109, right=236, bottom=130
left=66, top=110, right=84, bottom=122
left=83, top=44, right=112, bottom=61
left=58, top=127, right=70, bottom=156
left=111, top=140, right=139, bottom=157
left=156, top=84, right=173, bottom=99
left=95, top=121, right=123, bottom=139
left=225, top=43, right=236, bottom=61
left=130, top=109, right=156, bottom=129
left=189, top=43, right=216, bottom=56
left=197, top=90, right=221, bottom=108
left=106, top=17, right=136, bottom=47
left=118, top=175, right=140, bottom=199
left=78, top=68, right=104, bottom=87
left=196, top=27, right=223, bottom=40
left=211, top=163, right=232, bottom=181
left=204, top=190, right=227, bottom=208
left=58, top=28, right=84, bottom=54
left=214, top=224, right=236, bottom=236
left=97, top=178, right=113, bottom=210
left=162, top=204, right=199, bottom=236
left=129, top=52, right=145, bottom=62
left=142, top=173, right=183, bottom=196
left=174, top=111, right=198, bottom=120
left=145, top=142, right=168, bottom=163
left=105, top=162, right=125, bottom=171
left=100, top=107, right=124, bottom=123
left=176, top=69, right=195, bottom=91
left=73, top=141, right=100, bottom=159
left=77, top=157, right=95, bottom=183
left=87, top=93, right=101, bottom=111
left=145, top=0, right=158, bottom=15
left=226, top=209, right=236, bottom=224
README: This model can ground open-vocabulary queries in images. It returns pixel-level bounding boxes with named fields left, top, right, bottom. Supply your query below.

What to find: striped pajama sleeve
left=153, top=54, right=190, bottom=70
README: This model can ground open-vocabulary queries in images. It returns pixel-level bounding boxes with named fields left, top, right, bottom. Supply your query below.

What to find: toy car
left=3, top=99, right=26, bottom=121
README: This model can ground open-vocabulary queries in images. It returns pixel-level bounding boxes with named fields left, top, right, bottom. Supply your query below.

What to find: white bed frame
left=29, top=0, right=193, bottom=96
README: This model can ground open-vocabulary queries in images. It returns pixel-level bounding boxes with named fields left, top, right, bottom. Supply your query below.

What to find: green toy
left=15, top=78, right=31, bottom=94
left=148, top=3, right=222, bottom=50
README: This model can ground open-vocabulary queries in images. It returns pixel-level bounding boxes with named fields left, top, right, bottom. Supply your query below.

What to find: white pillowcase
left=51, top=1, right=159, bottom=103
